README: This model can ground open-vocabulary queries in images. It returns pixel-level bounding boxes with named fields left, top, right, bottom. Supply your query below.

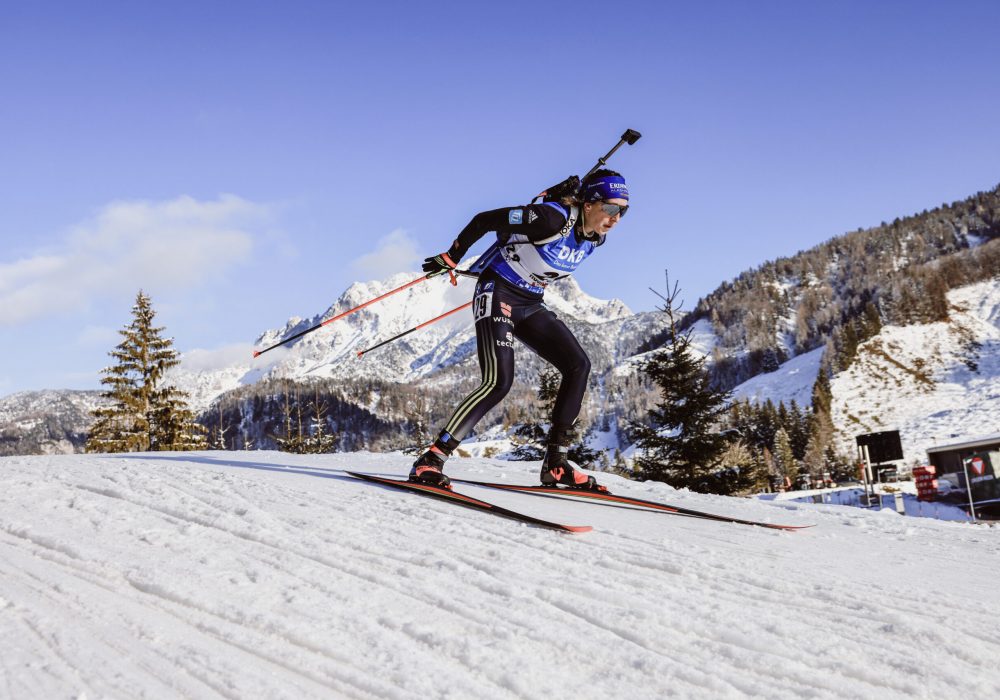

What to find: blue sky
left=2, top=0, right=999, bottom=395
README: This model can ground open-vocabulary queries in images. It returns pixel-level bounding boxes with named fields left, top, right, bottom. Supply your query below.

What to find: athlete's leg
left=440, top=281, right=516, bottom=441
left=513, top=308, right=602, bottom=490
left=513, top=307, right=591, bottom=428
left=411, top=288, right=515, bottom=485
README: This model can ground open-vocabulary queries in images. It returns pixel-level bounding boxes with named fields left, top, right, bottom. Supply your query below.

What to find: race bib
left=473, top=289, right=493, bottom=322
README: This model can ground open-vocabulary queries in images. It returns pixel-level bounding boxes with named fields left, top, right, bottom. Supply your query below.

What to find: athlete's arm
left=445, top=203, right=568, bottom=262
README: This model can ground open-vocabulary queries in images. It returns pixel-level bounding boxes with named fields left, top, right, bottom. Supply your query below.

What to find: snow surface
left=685, top=318, right=718, bottom=360
left=731, top=347, right=823, bottom=408
left=3, top=451, right=1000, bottom=699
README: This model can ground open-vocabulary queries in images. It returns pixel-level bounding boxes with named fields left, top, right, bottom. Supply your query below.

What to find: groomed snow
left=3, top=451, right=1000, bottom=699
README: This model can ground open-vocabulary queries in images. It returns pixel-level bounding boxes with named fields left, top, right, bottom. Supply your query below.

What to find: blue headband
left=582, top=175, right=629, bottom=202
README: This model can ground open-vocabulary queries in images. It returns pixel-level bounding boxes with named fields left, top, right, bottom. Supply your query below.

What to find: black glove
left=422, top=252, right=458, bottom=278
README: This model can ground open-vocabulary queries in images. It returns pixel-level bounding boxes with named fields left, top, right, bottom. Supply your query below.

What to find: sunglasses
left=599, top=202, right=629, bottom=218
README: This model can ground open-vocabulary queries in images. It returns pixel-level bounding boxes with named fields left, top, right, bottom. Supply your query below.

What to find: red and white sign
left=914, top=466, right=938, bottom=501
left=967, top=457, right=986, bottom=476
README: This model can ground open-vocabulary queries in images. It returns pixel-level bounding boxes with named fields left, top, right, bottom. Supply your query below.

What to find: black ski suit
left=436, top=201, right=603, bottom=443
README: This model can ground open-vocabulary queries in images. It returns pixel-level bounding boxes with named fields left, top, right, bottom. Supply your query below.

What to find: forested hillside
left=682, top=185, right=1000, bottom=388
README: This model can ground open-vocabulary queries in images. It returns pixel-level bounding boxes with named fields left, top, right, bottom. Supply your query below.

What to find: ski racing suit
left=436, top=201, right=605, bottom=444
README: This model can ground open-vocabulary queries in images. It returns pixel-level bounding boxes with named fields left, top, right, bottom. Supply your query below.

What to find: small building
left=926, top=433, right=1000, bottom=517
left=926, top=433, right=1000, bottom=473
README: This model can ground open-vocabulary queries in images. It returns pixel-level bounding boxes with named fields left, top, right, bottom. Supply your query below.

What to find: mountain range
left=2, top=184, right=999, bottom=465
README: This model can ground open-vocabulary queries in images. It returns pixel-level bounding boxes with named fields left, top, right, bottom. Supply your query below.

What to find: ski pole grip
left=623, top=128, right=641, bottom=145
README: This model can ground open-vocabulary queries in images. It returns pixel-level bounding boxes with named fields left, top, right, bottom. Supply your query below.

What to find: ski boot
left=409, top=433, right=460, bottom=489
left=539, top=444, right=606, bottom=492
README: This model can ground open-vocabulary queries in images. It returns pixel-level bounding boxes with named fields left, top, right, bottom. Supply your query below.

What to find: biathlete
left=412, top=170, right=630, bottom=491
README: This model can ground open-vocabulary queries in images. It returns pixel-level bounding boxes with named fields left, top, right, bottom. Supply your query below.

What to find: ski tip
left=252, top=350, right=261, bottom=358
left=564, top=525, right=593, bottom=534
left=757, top=522, right=814, bottom=531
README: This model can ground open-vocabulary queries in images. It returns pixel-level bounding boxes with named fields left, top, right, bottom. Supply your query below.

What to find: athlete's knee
left=474, top=368, right=514, bottom=407
left=491, top=371, right=515, bottom=399
left=560, top=352, right=591, bottom=381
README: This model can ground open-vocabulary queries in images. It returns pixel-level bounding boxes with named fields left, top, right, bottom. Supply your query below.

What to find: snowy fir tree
left=274, top=386, right=338, bottom=454
left=301, top=389, right=338, bottom=453
left=631, top=275, right=733, bottom=493
left=210, top=405, right=229, bottom=450
left=772, top=427, right=799, bottom=484
left=404, top=394, right=432, bottom=456
left=87, top=291, right=206, bottom=453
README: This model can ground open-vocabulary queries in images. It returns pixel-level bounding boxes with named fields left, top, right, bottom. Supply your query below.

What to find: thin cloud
left=179, top=343, right=256, bottom=372
left=0, top=194, right=271, bottom=326
left=350, top=228, right=420, bottom=280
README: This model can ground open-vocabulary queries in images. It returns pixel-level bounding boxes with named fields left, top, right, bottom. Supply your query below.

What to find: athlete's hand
left=422, top=252, right=458, bottom=278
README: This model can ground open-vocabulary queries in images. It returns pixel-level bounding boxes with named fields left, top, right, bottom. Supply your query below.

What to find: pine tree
left=404, top=392, right=431, bottom=455
left=838, top=322, right=859, bottom=370
left=751, top=400, right=779, bottom=454
left=777, top=402, right=791, bottom=441
left=804, top=355, right=838, bottom=473
left=860, top=301, right=882, bottom=340
left=631, top=274, right=733, bottom=492
left=773, top=428, right=799, bottom=485
left=786, top=400, right=810, bottom=460
left=210, top=404, right=229, bottom=450
left=87, top=291, right=206, bottom=453
left=275, top=385, right=339, bottom=454
left=302, top=388, right=338, bottom=453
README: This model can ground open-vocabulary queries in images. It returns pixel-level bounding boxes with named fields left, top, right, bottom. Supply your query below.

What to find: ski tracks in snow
left=2, top=452, right=1000, bottom=699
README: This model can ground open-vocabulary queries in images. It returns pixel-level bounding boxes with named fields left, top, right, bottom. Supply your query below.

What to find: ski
left=346, top=472, right=592, bottom=533
left=449, top=478, right=812, bottom=531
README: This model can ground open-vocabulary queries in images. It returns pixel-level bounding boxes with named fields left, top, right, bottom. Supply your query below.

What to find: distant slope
left=730, top=346, right=824, bottom=408
left=683, top=185, right=1000, bottom=389
left=2, top=451, right=999, bottom=699
left=0, top=390, right=103, bottom=455
left=831, top=277, right=1000, bottom=461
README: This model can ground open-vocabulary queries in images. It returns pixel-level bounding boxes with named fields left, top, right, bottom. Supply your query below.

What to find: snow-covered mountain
left=830, top=277, right=1000, bottom=460
left=169, top=269, right=651, bottom=414
left=0, top=268, right=662, bottom=456
left=2, top=450, right=999, bottom=699
left=0, top=390, right=104, bottom=455
left=4, top=252, right=998, bottom=467
left=720, top=277, right=1000, bottom=463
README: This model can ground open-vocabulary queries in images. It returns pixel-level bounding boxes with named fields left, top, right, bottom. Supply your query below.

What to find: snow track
left=2, top=451, right=1000, bottom=699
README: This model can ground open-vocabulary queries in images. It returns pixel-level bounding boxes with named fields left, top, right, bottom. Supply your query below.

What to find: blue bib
left=485, top=203, right=597, bottom=294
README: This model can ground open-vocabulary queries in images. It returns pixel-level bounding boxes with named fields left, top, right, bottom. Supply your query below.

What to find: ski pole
left=356, top=301, right=474, bottom=358
left=253, top=274, right=429, bottom=358
left=267, top=129, right=642, bottom=359
left=253, top=270, right=477, bottom=358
